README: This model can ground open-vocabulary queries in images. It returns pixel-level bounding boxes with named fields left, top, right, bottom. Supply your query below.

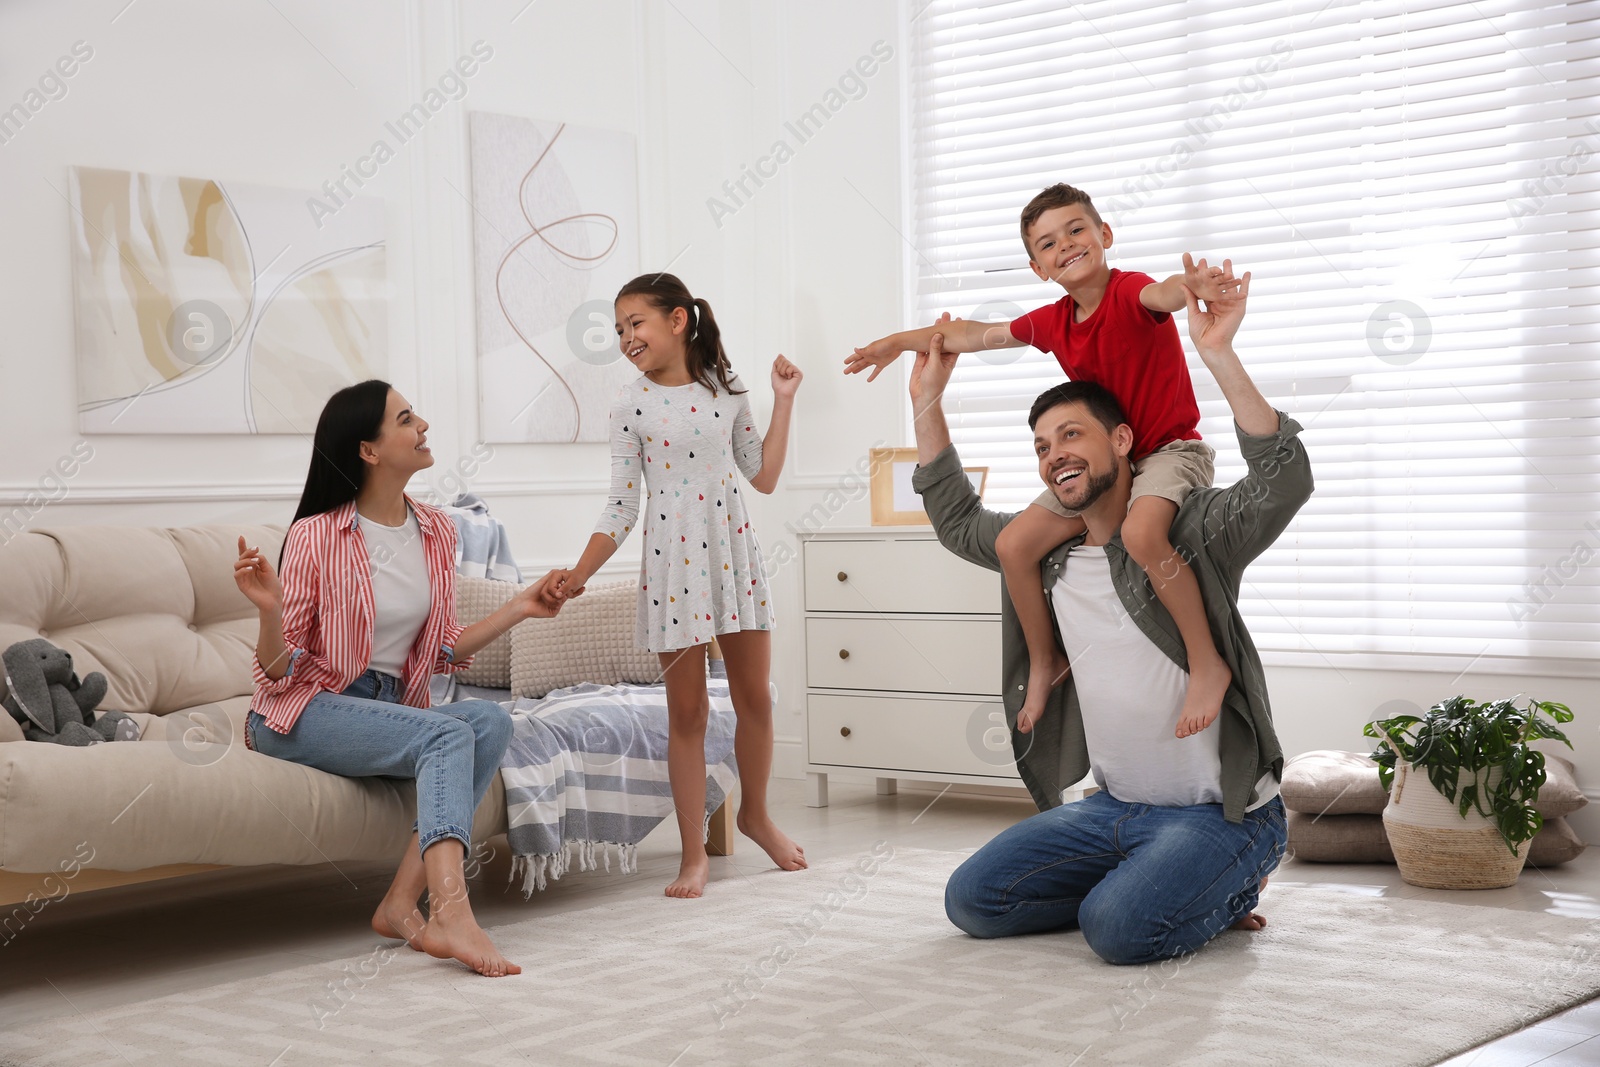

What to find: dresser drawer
left=803, top=539, right=998, bottom=614
left=805, top=617, right=1000, bottom=695
left=807, top=694, right=1018, bottom=778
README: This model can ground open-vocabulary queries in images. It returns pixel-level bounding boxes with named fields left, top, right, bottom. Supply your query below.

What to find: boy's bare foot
left=1176, top=656, right=1231, bottom=738
left=418, top=905, right=520, bottom=977
left=371, top=898, right=427, bottom=951
left=737, top=812, right=808, bottom=871
left=666, top=852, right=711, bottom=898
left=1019, top=651, right=1071, bottom=733
left=1230, top=876, right=1271, bottom=931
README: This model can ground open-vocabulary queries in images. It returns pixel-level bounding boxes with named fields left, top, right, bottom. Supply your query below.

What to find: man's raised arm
left=1181, top=272, right=1276, bottom=435
left=907, top=325, right=1011, bottom=573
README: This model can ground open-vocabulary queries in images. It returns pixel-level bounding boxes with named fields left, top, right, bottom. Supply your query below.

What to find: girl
left=550, top=273, right=805, bottom=898
left=234, top=379, right=567, bottom=976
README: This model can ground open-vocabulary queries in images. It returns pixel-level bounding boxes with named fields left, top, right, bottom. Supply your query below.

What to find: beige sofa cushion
left=0, top=524, right=284, bottom=717
left=509, top=581, right=663, bottom=698
left=1286, top=811, right=1586, bottom=867
left=454, top=576, right=520, bottom=688
left=0, top=704, right=507, bottom=873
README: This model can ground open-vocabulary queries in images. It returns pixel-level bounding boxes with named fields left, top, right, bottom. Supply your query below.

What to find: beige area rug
left=2, top=848, right=1597, bottom=1067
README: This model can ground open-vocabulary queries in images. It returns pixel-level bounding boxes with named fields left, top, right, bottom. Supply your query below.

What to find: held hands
left=771, top=354, right=803, bottom=399
left=233, top=535, right=282, bottom=615
left=1180, top=268, right=1251, bottom=356
left=842, top=336, right=902, bottom=382
left=522, top=568, right=587, bottom=619
left=1180, top=252, right=1239, bottom=304
left=908, top=312, right=958, bottom=412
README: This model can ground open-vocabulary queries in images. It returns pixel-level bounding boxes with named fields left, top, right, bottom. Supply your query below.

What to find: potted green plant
left=1363, top=695, right=1574, bottom=890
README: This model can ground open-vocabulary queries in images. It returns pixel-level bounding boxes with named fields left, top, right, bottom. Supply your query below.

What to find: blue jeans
left=247, top=670, right=512, bottom=856
left=945, top=791, right=1287, bottom=965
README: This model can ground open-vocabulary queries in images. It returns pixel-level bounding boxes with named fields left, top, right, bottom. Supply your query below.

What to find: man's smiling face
left=1033, top=400, right=1130, bottom=512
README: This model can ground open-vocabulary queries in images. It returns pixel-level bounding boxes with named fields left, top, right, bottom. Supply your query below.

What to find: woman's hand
left=772, top=355, right=803, bottom=399
left=519, top=569, right=584, bottom=619
left=234, top=535, right=282, bottom=615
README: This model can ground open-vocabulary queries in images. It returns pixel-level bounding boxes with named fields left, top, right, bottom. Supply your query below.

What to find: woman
left=234, top=380, right=566, bottom=977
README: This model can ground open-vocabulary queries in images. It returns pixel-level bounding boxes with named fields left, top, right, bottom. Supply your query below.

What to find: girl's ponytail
left=688, top=297, right=742, bottom=398
left=616, top=273, right=747, bottom=398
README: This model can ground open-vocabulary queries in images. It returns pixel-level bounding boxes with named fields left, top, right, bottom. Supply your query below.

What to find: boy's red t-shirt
left=1008, top=268, right=1201, bottom=460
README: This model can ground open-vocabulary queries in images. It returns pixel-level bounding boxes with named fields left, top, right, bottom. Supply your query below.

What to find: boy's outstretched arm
left=844, top=317, right=1025, bottom=382
left=1142, top=253, right=1238, bottom=314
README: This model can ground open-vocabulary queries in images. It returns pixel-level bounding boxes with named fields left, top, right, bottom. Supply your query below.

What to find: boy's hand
left=771, top=354, right=803, bottom=399
left=1181, top=270, right=1250, bottom=354
left=843, top=336, right=903, bottom=382
left=1181, top=252, right=1236, bottom=303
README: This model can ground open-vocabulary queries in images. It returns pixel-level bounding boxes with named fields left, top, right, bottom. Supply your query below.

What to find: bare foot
left=1019, top=652, right=1071, bottom=733
left=417, top=906, right=521, bottom=977
left=1230, top=876, right=1270, bottom=931
left=737, top=812, right=807, bottom=872
left=666, top=852, right=711, bottom=898
left=1176, top=656, right=1231, bottom=738
left=371, top=899, right=427, bottom=951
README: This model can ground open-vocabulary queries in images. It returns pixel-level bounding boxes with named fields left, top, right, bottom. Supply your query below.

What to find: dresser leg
left=806, top=772, right=829, bottom=808
left=875, top=777, right=897, bottom=796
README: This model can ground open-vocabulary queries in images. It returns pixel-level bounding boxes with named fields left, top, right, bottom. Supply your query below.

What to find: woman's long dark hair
left=281, top=379, right=392, bottom=564
left=616, top=273, right=745, bottom=397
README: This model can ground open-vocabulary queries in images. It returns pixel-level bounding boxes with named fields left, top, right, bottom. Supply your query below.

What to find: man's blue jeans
left=247, top=670, right=512, bottom=856
left=945, top=791, right=1288, bottom=965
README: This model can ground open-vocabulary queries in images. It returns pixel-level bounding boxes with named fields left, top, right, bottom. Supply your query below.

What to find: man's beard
left=1052, top=465, right=1118, bottom=513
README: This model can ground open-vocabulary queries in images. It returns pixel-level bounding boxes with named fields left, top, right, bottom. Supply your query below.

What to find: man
left=909, top=275, right=1312, bottom=965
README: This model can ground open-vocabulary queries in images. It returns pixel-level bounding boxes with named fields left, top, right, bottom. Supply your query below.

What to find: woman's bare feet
left=666, top=851, right=711, bottom=898
left=1019, top=651, right=1071, bottom=733
left=1176, top=655, right=1232, bottom=738
left=737, top=811, right=807, bottom=872
left=371, top=898, right=427, bottom=951
left=418, top=904, right=521, bottom=977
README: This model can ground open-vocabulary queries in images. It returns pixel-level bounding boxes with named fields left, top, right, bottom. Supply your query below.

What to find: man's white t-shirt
left=357, top=507, right=432, bottom=680
left=1050, top=543, right=1278, bottom=810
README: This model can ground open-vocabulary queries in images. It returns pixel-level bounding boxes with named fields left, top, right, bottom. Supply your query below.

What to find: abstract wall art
left=69, top=165, right=387, bottom=434
left=469, top=112, right=640, bottom=443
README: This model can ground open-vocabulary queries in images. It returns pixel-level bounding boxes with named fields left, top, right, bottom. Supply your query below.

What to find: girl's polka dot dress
left=594, top=373, right=774, bottom=653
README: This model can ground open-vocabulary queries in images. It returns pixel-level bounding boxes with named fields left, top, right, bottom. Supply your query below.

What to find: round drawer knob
left=836, top=571, right=848, bottom=582
left=840, top=726, right=852, bottom=737
left=838, top=648, right=850, bottom=660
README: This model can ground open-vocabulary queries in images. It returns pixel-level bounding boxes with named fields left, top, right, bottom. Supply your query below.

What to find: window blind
left=907, top=0, right=1600, bottom=674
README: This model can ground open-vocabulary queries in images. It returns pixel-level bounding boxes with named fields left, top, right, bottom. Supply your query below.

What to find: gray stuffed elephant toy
left=2, top=638, right=135, bottom=746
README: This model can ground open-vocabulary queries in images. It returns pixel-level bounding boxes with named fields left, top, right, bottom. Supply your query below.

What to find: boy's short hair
left=1019, top=184, right=1103, bottom=260
left=1028, top=380, right=1127, bottom=434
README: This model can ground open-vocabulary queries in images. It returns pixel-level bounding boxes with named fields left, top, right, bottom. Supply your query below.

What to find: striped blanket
left=498, top=662, right=740, bottom=895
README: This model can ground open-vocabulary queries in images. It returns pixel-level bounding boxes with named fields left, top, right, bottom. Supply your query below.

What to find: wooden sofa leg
left=706, top=789, right=736, bottom=856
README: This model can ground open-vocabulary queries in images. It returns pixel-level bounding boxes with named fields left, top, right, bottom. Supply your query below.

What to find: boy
left=844, top=183, right=1236, bottom=739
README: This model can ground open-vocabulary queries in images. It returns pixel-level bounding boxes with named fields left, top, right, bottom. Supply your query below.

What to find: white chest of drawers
left=800, top=528, right=1020, bottom=806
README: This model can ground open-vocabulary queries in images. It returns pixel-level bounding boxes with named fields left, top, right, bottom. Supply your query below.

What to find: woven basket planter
left=1383, top=759, right=1528, bottom=890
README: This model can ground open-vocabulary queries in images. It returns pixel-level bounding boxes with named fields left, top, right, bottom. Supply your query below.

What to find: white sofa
left=0, top=522, right=727, bottom=906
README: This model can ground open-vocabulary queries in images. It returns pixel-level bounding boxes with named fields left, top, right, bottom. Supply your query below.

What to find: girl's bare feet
left=1019, top=651, right=1071, bottom=733
left=418, top=903, right=521, bottom=977
left=666, top=851, right=711, bottom=898
left=737, top=811, right=807, bottom=871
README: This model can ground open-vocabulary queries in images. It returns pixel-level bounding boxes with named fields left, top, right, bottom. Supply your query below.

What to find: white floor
left=1, top=779, right=1597, bottom=1066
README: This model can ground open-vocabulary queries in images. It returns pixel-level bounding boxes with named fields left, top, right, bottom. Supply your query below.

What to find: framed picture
left=869, top=447, right=988, bottom=526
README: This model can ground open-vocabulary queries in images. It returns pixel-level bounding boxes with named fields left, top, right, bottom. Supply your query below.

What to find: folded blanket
left=445, top=492, right=522, bottom=583
left=498, top=661, right=739, bottom=895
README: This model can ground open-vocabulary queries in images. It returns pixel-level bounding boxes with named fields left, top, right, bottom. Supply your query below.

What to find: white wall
left=0, top=0, right=904, bottom=777
left=3, top=1, right=1593, bottom=840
